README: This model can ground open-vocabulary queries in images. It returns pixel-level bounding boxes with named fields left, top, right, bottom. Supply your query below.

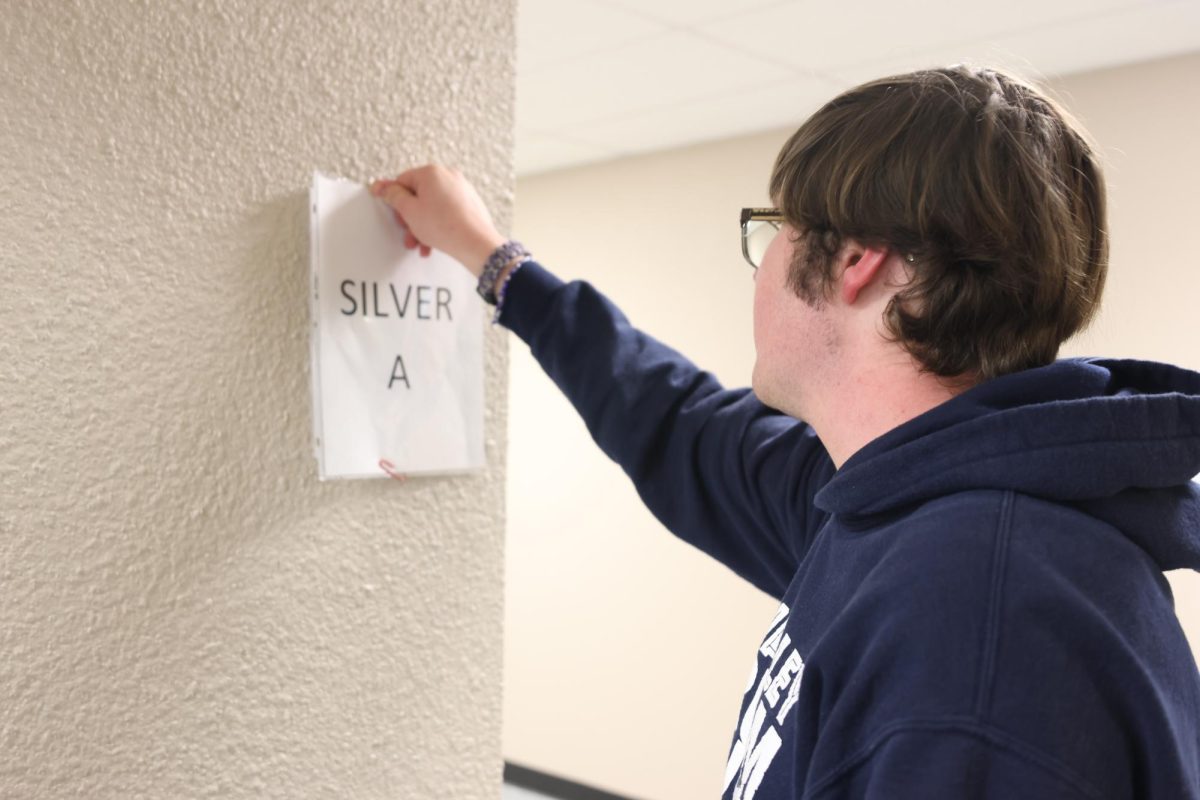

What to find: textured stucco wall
left=0, top=2, right=514, bottom=798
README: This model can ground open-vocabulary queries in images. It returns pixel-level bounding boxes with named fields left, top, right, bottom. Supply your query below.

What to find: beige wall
left=507, top=51, right=1200, bottom=799
left=0, top=2, right=515, bottom=798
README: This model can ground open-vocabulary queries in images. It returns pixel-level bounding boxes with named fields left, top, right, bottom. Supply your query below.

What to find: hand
left=369, top=165, right=507, bottom=277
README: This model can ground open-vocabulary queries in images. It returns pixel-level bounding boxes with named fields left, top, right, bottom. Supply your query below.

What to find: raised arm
left=370, top=166, right=835, bottom=597
left=498, top=260, right=833, bottom=596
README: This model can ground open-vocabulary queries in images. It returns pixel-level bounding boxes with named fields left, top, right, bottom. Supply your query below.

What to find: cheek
left=753, top=278, right=785, bottom=350
left=752, top=279, right=776, bottom=355
left=752, top=280, right=764, bottom=346
left=751, top=278, right=793, bottom=407
left=753, top=228, right=795, bottom=352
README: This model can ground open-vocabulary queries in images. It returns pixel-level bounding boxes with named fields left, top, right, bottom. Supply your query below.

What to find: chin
left=752, top=365, right=803, bottom=417
left=750, top=366, right=779, bottom=411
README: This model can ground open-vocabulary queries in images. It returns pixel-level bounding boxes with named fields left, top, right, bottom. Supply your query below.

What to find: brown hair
left=768, top=64, right=1108, bottom=380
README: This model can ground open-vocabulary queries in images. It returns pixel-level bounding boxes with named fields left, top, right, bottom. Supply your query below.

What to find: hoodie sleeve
left=497, top=261, right=834, bottom=598
left=806, top=726, right=1102, bottom=800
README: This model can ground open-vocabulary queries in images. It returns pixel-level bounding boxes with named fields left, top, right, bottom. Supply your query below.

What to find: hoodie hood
left=816, top=358, right=1200, bottom=572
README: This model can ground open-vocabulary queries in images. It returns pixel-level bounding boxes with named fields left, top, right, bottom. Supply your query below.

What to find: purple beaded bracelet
left=477, top=240, right=532, bottom=305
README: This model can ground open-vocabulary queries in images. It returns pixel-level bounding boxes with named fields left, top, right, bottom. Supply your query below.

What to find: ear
left=837, top=241, right=891, bottom=305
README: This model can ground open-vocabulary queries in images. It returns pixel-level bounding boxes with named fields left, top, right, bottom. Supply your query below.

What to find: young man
left=372, top=65, right=1200, bottom=799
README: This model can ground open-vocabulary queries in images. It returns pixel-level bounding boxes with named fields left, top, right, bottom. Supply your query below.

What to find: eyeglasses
left=740, top=207, right=784, bottom=272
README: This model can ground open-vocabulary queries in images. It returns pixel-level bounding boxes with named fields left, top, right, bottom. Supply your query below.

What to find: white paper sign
left=309, top=171, right=484, bottom=479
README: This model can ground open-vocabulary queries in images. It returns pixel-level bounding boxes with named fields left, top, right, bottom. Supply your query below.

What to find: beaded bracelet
left=477, top=240, right=531, bottom=305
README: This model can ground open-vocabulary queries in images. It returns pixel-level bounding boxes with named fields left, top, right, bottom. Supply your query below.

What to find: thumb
left=370, top=179, right=416, bottom=216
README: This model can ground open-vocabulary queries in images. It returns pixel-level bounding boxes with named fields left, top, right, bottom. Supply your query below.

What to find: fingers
left=373, top=181, right=413, bottom=210
left=371, top=164, right=455, bottom=197
left=375, top=180, right=423, bottom=247
left=371, top=166, right=452, bottom=259
left=371, top=165, right=426, bottom=198
left=398, top=227, right=428, bottom=255
left=390, top=166, right=424, bottom=190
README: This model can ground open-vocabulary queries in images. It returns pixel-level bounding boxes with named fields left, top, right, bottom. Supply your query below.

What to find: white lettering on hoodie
left=723, top=601, right=806, bottom=799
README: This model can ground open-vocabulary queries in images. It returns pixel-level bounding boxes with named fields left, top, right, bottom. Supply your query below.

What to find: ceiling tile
left=516, top=29, right=794, bottom=131
left=517, top=0, right=666, bottom=72
left=694, top=0, right=1137, bottom=74
left=515, top=130, right=625, bottom=177
left=515, top=0, right=1200, bottom=175
left=559, top=74, right=836, bottom=159
left=593, top=0, right=790, bottom=28
left=825, top=0, right=1200, bottom=88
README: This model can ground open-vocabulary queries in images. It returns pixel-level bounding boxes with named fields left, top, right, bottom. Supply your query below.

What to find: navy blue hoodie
left=498, top=260, right=1200, bottom=800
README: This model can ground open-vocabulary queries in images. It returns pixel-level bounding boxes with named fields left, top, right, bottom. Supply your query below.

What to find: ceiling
left=514, top=0, right=1200, bottom=177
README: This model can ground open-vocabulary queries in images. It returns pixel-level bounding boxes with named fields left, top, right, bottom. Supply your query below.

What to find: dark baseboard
left=503, top=761, right=644, bottom=800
